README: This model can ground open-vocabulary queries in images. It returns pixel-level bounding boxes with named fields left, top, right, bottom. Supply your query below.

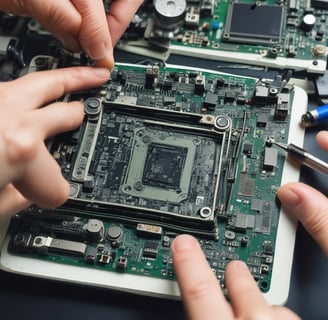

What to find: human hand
left=0, top=0, right=143, bottom=69
left=0, top=67, right=109, bottom=217
left=171, top=234, right=300, bottom=320
left=277, top=131, right=328, bottom=256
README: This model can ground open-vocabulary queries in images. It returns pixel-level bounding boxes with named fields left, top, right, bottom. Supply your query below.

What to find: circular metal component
left=313, top=44, right=326, bottom=57
left=214, top=115, right=231, bottom=131
left=106, top=225, right=124, bottom=243
left=134, top=181, right=144, bottom=191
left=193, top=138, right=201, bottom=145
left=269, top=87, right=278, bottom=95
left=154, top=0, right=186, bottom=18
left=84, top=97, right=101, bottom=116
left=300, top=14, right=316, bottom=32
left=69, top=183, right=80, bottom=198
left=154, top=0, right=186, bottom=30
left=267, top=47, right=278, bottom=58
left=86, top=219, right=104, bottom=242
left=224, top=230, right=236, bottom=240
left=142, top=135, right=152, bottom=144
left=199, top=207, right=212, bottom=218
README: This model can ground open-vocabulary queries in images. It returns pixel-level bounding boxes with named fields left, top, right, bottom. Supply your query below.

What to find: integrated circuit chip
left=263, top=147, right=278, bottom=171
left=142, top=143, right=187, bottom=189
left=223, top=3, right=284, bottom=45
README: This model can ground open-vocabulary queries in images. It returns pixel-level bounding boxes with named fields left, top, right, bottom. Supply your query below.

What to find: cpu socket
left=68, top=103, right=231, bottom=233
left=123, top=127, right=196, bottom=203
left=223, top=3, right=284, bottom=45
left=119, top=116, right=227, bottom=225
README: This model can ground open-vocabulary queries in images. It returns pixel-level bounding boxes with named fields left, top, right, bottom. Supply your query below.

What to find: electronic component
left=84, top=219, right=104, bottom=242
left=223, top=3, right=284, bottom=45
left=137, top=224, right=163, bottom=239
left=143, top=241, right=159, bottom=259
left=3, top=60, right=306, bottom=303
left=263, top=147, right=278, bottom=171
left=12, top=233, right=87, bottom=258
left=116, top=256, right=128, bottom=270
left=106, top=225, right=124, bottom=244
left=117, top=0, right=328, bottom=74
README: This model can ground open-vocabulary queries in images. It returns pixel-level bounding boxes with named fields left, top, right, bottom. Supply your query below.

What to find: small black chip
left=203, top=92, right=218, bottom=110
left=142, top=143, right=187, bottom=189
left=243, top=142, right=253, bottom=155
left=143, top=241, right=158, bottom=259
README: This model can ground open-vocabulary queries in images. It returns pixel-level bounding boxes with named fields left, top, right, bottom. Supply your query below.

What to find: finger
left=13, top=144, right=70, bottom=208
left=1, top=100, right=83, bottom=199
left=71, top=0, right=113, bottom=68
left=0, top=184, right=31, bottom=217
left=277, top=182, right=328, bottom=256
left=171, top=234, right=233, bottom=320
left=30, top=101, right=84, bottom=138
left=3, top=101, right=84, bottom=167
left=271, top=306, right=301, bottom=320
left=225, top=260, right=271, bottom=317
left=316, top=131, right=328, bottom=152
left=107, top=0, right=143, bottom=45
left=0, top=67, right=109, bottom=111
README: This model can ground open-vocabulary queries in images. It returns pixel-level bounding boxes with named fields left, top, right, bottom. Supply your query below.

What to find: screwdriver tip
left=272, top=141, right=288, bottom=150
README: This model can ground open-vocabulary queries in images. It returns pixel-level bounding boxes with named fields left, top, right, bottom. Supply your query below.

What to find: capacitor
left=212, top=21, right=220, bottom=31
left=106, top=225, right=124, bottom=246
left=154, top=0, right=186, bottom=31
left=85, top=219, right=104, bottom=242
left=300, top=14, right=316, bottom=32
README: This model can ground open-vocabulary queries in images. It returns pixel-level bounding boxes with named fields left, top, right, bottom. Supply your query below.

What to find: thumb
left=277, top=182, right=328, bottom=256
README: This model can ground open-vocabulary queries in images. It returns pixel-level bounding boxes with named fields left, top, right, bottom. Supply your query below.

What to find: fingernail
left=92, top=67, right=110, bottom=78
left=227, top=260, right=250, bottom=275
left=172, top=234, right=199, bottom=252
left=86, top=43, right=107, bottom=61
left=279, top=188, right=302, bottom=210
left=60, top=35, right=81, bottom=52
left=231, top=260, right=248, bottom=271
left=94, top=55, right=114, bottom=71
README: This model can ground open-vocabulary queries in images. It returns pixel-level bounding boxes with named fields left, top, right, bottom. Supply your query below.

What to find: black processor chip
left=142, top=143, right=187, bottom=189
left=223, top=3, right=284, bottom=45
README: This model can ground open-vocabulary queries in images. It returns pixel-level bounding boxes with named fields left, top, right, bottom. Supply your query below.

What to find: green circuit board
left=117, top=0, right=328, bottom=73
left=7, top=60, right=294, bottom=294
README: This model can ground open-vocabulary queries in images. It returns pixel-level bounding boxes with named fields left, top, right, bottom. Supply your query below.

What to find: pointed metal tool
left=272, top=141, right=328, bottom=176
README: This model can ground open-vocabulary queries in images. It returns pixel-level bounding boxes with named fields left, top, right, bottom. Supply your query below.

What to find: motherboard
left=5, top=55, right=299, bottom=296
left=117, top=0, right=328, bottom=74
